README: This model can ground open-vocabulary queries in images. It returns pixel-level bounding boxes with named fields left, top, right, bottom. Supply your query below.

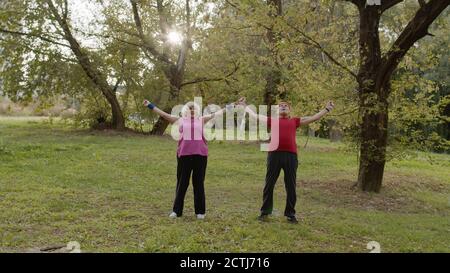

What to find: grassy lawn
left=0, top=116, right=449, bottom=253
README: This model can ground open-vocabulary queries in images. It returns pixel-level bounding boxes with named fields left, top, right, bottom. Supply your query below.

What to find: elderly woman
left=143, top=99, right=228, bottom=220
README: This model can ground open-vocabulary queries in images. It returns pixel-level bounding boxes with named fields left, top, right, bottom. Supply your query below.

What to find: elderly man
left=239, top=98, right=334, bottom=223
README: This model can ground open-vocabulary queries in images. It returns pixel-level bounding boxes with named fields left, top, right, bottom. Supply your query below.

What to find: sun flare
left=167, top=31, right=183, bottom=45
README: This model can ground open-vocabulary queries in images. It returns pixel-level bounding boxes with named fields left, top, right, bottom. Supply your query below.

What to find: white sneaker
left=196, top=214, right=205, bottom=220
left=169, top=212, right=178, bottom=218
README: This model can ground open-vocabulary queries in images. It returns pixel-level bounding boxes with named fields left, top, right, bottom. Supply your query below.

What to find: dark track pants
left=260, top=151, right=298, bottom=217
left=173, top=155, right=207, bottom=216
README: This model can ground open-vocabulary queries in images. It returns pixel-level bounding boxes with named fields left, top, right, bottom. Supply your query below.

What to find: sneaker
left=286, top=216, right=298, bottom=224
left=169, top=212, right=178, bottom=218
left=196, top=214, right=205, bottom=220
left=258, top=214, right=269, bottom=221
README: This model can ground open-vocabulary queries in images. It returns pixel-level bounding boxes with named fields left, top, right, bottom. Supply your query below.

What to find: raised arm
left=239, top=97, right=268, bottom=123
left=202, top=105, right=230, bottom=124
left=300, top=101, right=334, bottom=126
left=143, top=100, right=179, bottom=124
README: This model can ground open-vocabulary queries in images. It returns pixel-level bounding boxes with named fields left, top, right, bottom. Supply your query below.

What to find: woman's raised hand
left=143, top=99, right=156, bottom=110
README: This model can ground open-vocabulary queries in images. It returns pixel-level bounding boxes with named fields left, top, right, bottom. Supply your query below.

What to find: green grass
left=0, top=116, right=449, bottom=252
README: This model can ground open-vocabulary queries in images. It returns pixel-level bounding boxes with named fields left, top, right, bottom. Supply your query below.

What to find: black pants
left=261, top=151, right=298, bottom=217
left=173, top=155, right=207, bottom=216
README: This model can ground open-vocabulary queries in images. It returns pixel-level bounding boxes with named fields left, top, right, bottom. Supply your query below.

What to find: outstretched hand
left=237, top=97, right=247, bottom=106
left=325, top=101, right=335, bottom=112
left=224, top=97, right=246, bottom=111
left=143, top=99, right=156, bottom=110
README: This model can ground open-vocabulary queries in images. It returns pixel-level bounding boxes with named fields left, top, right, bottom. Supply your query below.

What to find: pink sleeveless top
left=177, top=117, right=208, bottom=157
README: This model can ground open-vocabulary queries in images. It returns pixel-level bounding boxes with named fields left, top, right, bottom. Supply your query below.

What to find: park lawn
left=0, top=117, right=449, bottom=253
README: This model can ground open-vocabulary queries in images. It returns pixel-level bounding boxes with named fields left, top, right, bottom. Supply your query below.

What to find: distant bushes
left=0, top=96, right=77, bottom=117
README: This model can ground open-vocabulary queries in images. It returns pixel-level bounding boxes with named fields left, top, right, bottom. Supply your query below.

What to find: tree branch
left=224, top=0, right=273, bottom=31
left=156, top=0, right=170, bottom=38
left=379, top=0, right=450, bottom=90
left=0, top=28, right=71, bottom=48
left=113, top=50, right=126, bottom=93
left=180, top=61, right=240, bottom=88
left=176, top=0, right=191, bottom=73
left=62, top=0, right=69, bottom=21
left=283, top=20, right=359, bottom=80
left=130, top=0, right=173, bottom=66
left=44, top=0, right=121, bottom=110
left=341, top=0, right=365, bottom=9
left=381, top=0, right=404, bottom=12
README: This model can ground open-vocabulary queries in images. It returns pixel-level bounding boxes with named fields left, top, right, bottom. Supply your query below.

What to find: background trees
left=1, top=0, right=448, bottom=192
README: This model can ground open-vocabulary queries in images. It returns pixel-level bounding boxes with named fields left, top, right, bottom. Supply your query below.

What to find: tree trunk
left=150, top=106, right=171, bottom=135
left=146, top=1, right=191, bottom=135
left=263, top=0, right=283, bottom=107
left=264, top=69, right=282, bottom=107
left=150, top=67, right=182, bottom=135
left=109, top=96, right=126, bottom=130
left=357, top=83, right=389, bottom=192
left=352, top=0, right=450, bottom=192
left=355, top=6, right=385, bottom=192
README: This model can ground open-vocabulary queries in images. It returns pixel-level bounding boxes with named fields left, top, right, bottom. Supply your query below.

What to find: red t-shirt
left=267, top=117, right=301, bottom=154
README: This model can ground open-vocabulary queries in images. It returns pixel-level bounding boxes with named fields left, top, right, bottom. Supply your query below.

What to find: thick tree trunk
left=355, top=6, right=385, bottom=192
left=351, top=0, right=450, bottom=192
left=357, top=83, right=389, bottom=192
left=264, top=69, right=282, bottom=107
left=263, top=0, right=283, bottom=107
left=109, top=97, right=126, bottom=130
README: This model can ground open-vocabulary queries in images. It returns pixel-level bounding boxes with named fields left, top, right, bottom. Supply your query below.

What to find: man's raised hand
left=325, top=101, right=335, bottom=112
left=237, top=97, right=247, bottom=106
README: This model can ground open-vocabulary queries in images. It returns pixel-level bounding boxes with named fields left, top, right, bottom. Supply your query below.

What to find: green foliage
left=0, top=0, right=448, bottom=153
left=389, top=9, right=450, bottom=153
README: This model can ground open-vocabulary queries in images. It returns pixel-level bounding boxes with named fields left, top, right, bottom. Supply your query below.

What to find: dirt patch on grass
left=299, top=174, right=448, bottom=214
left=382, top=173, right=448, bottom=193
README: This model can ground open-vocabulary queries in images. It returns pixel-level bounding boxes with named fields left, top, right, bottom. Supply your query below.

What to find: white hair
left=181, top=101, right=201, bottom=118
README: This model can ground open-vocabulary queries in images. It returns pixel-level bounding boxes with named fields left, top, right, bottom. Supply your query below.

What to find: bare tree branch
left=0, top=28, right=71, bottom=48
left=63, top=0, right=69, bottom=21
left=283, top=20, right=359, bottom=80
left=156, top=0, right=170, bottom=38
left=176, top=0, right=191, bottom=73
left=180, top=61, right=240, bottom=88
left=130, top=0, right=173, bottom=65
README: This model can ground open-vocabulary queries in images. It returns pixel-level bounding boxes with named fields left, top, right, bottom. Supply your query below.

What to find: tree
left=345, top=0, right=449, bottom=192
left=127, top=0, right=192, bottom=134
left=45, top=0, right=126, bottom=130
left=222, top=0, right=449, bottom=192
left=0, top=0, right=127, bottom=130
left=112, top=0, right=237, bottom=134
